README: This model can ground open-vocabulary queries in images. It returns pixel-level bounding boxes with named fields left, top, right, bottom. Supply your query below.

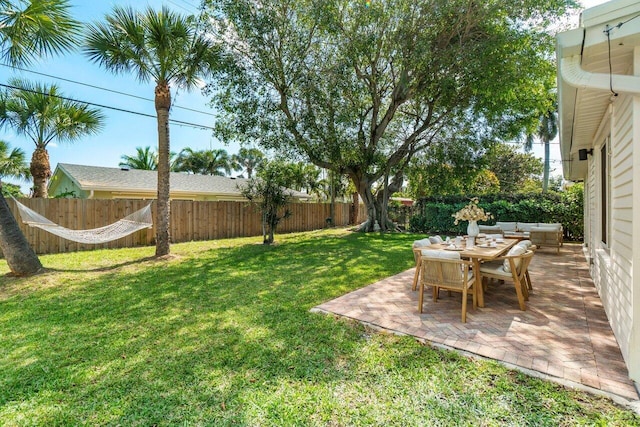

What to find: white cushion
left=479, top=225, right=502, bottom=233
left=517, top=240, right=533, bottom=249
left=534, top=224, right=561, bottom=231
left=428, top=235, right=443, bottom=244
left=496, top=222, right=517, bottom=232
left=420, top=249, right=461, bottom=260
left=516, top=222, right=538, bottom=232
left=479, top=260, right=510, bottom=277
left=503, top=245, right=526, bottom=273
left=437, top=250, right=462, bottom=260
left=413, top=238, right=432, bottom=248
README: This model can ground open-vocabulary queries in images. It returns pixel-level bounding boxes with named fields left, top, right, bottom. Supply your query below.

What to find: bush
left=409, top=189, right=584, bottom=240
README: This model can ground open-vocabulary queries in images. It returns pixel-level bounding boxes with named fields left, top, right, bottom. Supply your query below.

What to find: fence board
left=3, top=198, right=360, bottom=255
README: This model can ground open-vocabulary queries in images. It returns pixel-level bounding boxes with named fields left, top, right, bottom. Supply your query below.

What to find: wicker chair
left=419, top=250, right=476, bottom=323
left=479, top=249, right=535, bottom=311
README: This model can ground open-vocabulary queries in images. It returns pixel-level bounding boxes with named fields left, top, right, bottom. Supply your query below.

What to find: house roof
left=556, top=0, right=640, bottom=181
left=50, top=163, right=312, bottom=200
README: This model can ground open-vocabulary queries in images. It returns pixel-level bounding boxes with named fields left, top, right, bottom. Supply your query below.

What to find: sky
left=0, top=0, right=609, bottom=195
left=0, top=0, right=237, bottom=194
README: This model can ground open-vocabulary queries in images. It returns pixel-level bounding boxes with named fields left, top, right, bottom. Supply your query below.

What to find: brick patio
left=312, top=243, right=639, bottom=403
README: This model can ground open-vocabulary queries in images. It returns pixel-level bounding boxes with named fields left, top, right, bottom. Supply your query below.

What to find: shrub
left=409, top=189, right=584, bottom=240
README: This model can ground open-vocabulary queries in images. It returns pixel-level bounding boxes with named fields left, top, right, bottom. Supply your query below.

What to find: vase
left=467, top=220, right=479, bottom=238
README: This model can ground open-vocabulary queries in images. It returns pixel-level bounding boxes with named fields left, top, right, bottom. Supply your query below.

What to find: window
left=600, top=142, right=609, bottom=246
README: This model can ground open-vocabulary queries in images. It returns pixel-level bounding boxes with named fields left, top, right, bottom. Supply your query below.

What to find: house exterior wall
left=48, top=174, right=89, bottom=198
left=630, top=47, right=640, bottom=380
left=586, top=89, right=638, bottom=381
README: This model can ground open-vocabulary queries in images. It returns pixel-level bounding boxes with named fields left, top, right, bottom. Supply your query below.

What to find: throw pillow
left=503, top=244, right=527, bottom=273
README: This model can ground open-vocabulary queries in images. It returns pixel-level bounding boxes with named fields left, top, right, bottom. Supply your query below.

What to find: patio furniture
left=419, top=250, right=476, bottom=323
left=482, top=221, right=563, bottom=251
left=411, top=238, right=432, bottom=291
left=516, top=240, right=536, bottom=291
left=478, top=224, right=503, bottom=234
left=529, top=225, right=563, bottom=253
left=479, top=248, right=535, bottom=311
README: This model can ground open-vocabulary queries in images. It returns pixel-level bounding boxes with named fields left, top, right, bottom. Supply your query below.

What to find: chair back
left=506, top=249, right=535, bottom=277
left=412, top=238, right=432, bottom=264
left=421, top=252, right=471, bottom=291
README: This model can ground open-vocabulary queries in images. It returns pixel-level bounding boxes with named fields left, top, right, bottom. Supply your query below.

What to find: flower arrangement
left=452, top=197, right=492, bottom=225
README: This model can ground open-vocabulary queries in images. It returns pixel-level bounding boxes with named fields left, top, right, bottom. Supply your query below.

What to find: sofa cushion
left=536, top=223, right=562, bottom=231
left=516, top=222, right=538, bottom=232
left=496, top=222, right=517, bottom=232
left=478, top=225, right=502, bottom=233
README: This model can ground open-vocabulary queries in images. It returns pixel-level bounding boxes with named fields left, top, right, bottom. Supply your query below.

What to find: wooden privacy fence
left=5, top=198, right=364, bottom=255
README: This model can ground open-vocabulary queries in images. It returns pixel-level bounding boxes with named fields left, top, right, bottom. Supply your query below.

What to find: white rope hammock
left=13, top=198, right=153, bottom=244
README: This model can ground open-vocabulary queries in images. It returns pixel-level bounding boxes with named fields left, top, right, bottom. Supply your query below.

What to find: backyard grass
left=1, top=228, right=639, bottom=426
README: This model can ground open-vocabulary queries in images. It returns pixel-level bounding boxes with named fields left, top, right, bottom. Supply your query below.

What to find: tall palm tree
left=525, top=101, right=558, bottom=193
left=0, top=78, right=104, bottom=197
left=231, top=147, right=265, bottom=178
left=84, top=6, right=223, bottom=257
left=0, top=0, right=80, bottom=66
left=120, top=146, right=158, bottom=170
left=0, top=0, right=80, bottom=276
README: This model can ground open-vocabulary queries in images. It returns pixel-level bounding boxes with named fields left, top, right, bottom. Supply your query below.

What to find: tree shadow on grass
left=3, top=232, right=621, bottom=425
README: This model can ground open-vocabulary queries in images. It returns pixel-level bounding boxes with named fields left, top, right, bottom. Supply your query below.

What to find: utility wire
left=602, top=14, right=640, bottom=97
left=0, top=82, right=215, bottom=131
left=0, top=63, right=215, bottom=117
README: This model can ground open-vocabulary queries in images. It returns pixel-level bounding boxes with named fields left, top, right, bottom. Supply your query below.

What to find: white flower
left=452, top=198, right=492, bottom=225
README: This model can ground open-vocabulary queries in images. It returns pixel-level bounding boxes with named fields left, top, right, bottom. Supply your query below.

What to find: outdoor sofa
left=478, top=222, right=563, bottom=253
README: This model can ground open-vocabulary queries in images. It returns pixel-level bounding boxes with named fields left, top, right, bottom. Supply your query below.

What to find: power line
left=0, top=63, right=215, bottom=117
left=167, top=0, right=196, bottom=13
left=0, top=82, right=215, bottom=131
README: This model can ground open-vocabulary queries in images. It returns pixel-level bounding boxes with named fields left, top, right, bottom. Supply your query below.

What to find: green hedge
left=409, top=188, right=584, bottom=240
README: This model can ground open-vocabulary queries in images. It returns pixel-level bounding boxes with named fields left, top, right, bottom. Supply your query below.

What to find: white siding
left=596, top=93, right=634, bottom=364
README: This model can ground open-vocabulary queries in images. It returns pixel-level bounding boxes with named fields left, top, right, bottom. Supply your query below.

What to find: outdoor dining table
left=432, top=238, right=519, bottom=307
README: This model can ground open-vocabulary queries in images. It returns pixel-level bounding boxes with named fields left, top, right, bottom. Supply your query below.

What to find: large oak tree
left=204, top=0, right=574, bottom=231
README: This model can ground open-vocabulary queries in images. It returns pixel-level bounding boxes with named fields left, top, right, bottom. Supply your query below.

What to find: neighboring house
left=557, top=0, right=640, bottom=386
left=48, top=163, right=312, bottom=201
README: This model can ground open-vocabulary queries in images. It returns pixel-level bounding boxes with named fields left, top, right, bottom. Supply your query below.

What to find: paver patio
left=312, top=243, right=640, bottom=403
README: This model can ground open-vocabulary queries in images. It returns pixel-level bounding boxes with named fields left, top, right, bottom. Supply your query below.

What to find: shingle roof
left=54, top=163, right=249, bottom=195
left=53, top=163, right=311, bottom=200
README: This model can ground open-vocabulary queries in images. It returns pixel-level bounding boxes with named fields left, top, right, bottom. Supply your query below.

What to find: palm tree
left=525, top=101, right=558, bottom=193
left=0, top=140, right=30, bottom=184
left=175, top=148, right=233, bottom=176
left=0, top=0, right=80, bottom=276
left=120, top=146, right=159, bottom=170
left=231, top=148, right=265, bottom=178
left=0, top=0, right=80, bottom=66
left=84, top=6, right=223, bottom=257
left=0, top=78, right=104, bottom=197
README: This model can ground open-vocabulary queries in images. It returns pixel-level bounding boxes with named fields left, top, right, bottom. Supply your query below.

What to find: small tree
left=240, top=161, right=293, bottom=245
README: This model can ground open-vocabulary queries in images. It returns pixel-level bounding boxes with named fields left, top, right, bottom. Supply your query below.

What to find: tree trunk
left=0, top=191, right=43, bottom=276
left=155, top=82, right=172, bottom=257
left=30, top=147, right=51, bottom=198
left=350, top=192, right=359, bottom=224
left=542, top=138, right=550, bottom=192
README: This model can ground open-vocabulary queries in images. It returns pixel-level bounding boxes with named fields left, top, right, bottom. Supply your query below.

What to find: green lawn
left=1, top=228, right=638, bottom=426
